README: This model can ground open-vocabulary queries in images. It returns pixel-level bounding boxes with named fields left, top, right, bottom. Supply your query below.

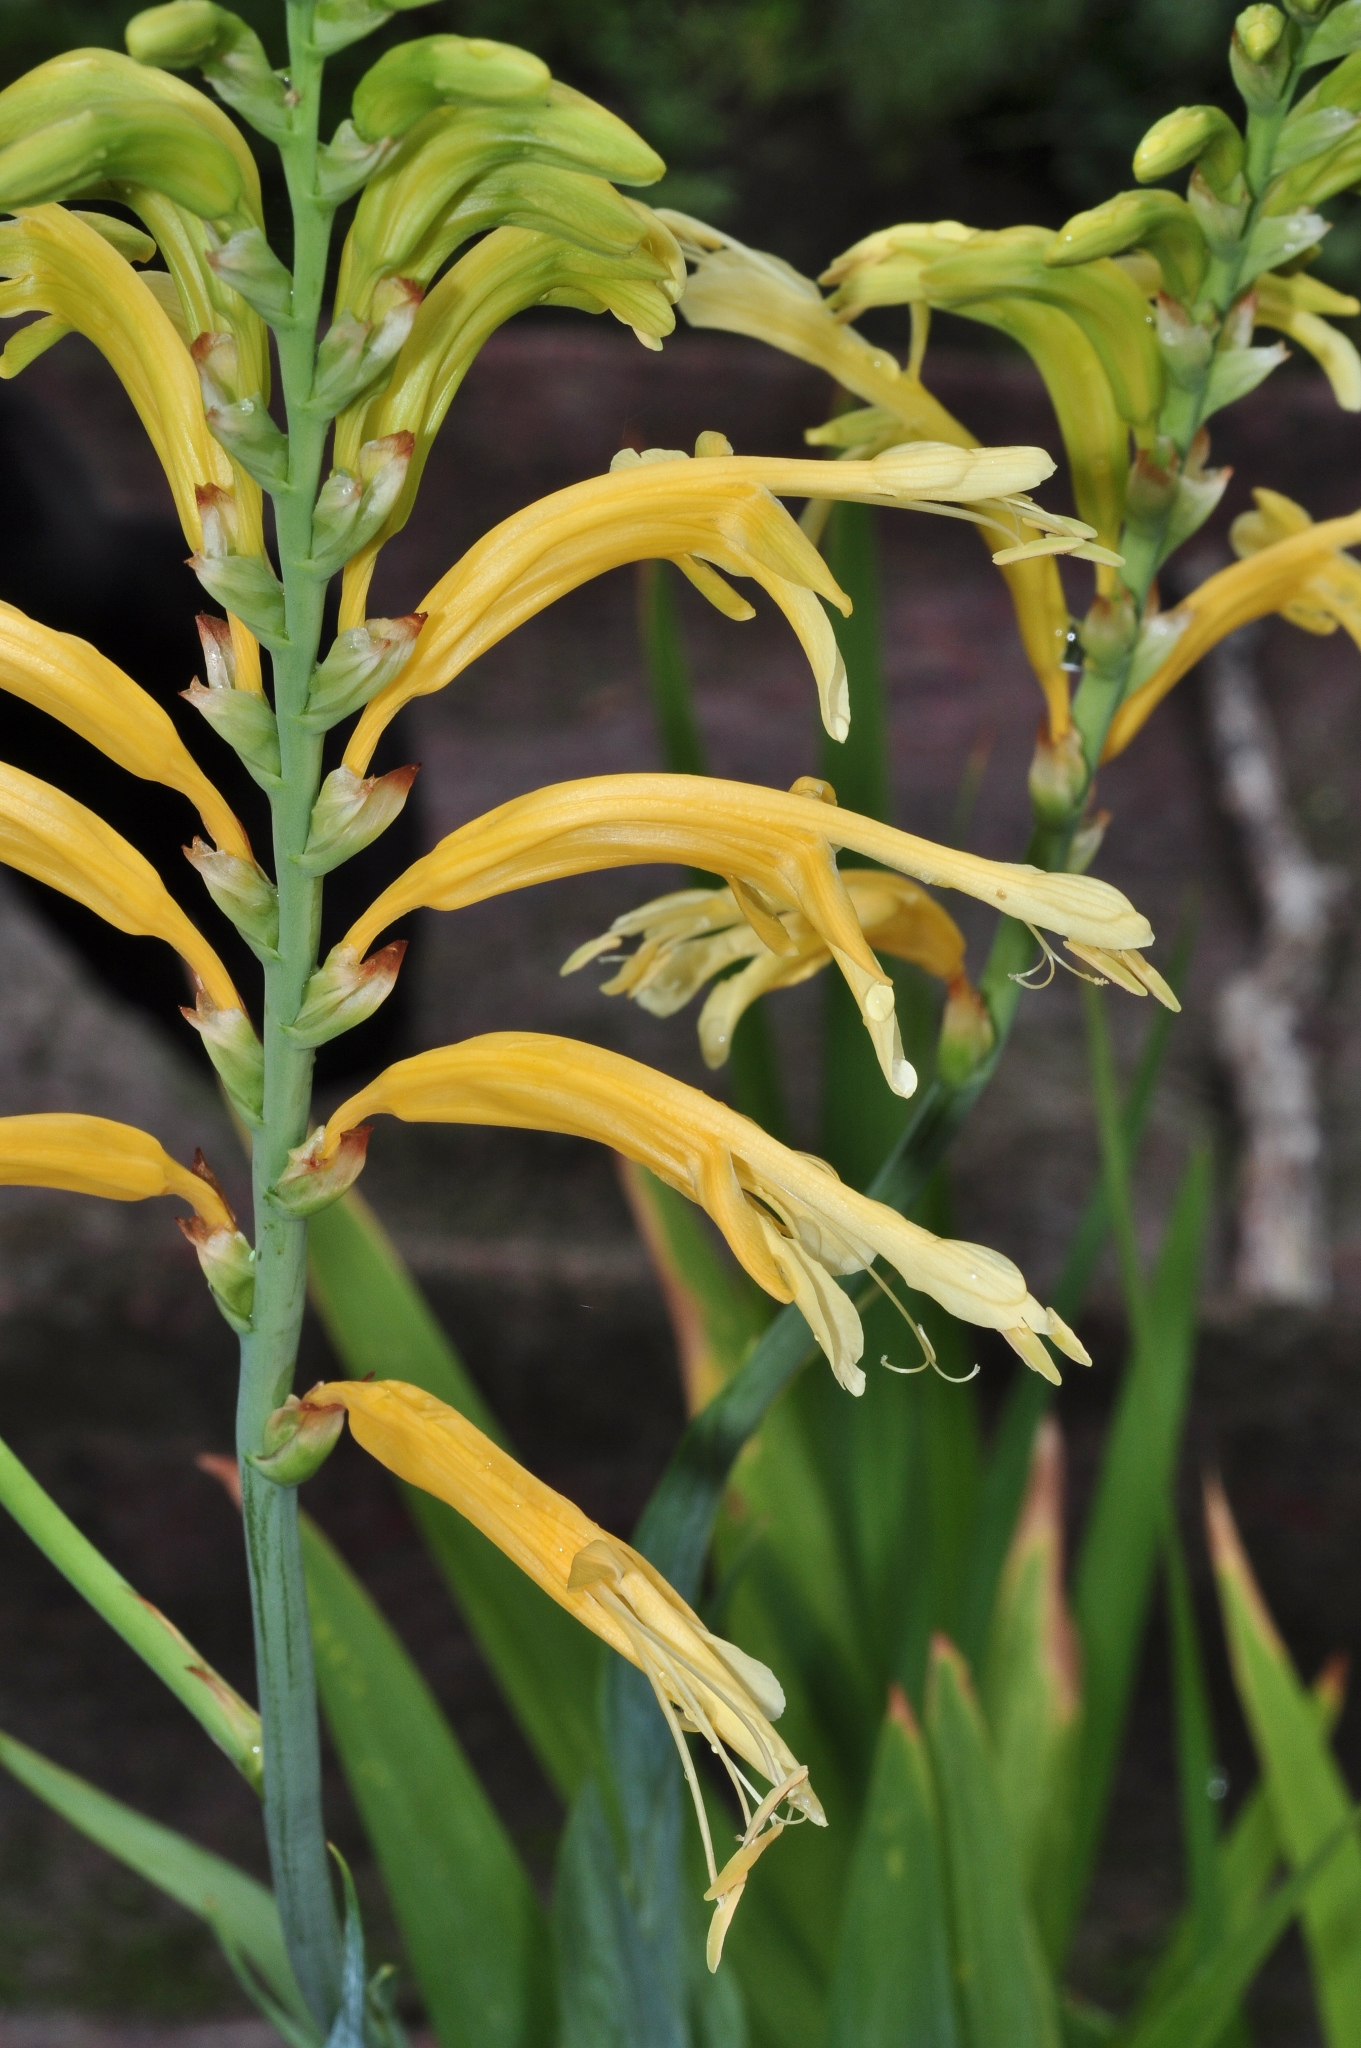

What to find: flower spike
left=0, top=597, right=251, bottom=860
left=342, top=438, right=1067, bottom=768
left=303, top=1034, right=1091, bottom=1392
left=308, top=1374, right=820, bottom=1962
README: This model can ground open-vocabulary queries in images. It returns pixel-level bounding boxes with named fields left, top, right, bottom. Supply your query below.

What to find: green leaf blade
left=0, top=1725, right=312, bottom=2040
left=826, top=1691, right=959, bottom=2048
left=925, top=1637, right=1061, bottom=2048
left=1207, top=1481, right=1361, bottom=2045
left=302, top=1514, right=553, bottom=2048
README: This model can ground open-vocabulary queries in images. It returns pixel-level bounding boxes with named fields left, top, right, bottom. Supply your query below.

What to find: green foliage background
left=0, top=0, right=1245, bottom=265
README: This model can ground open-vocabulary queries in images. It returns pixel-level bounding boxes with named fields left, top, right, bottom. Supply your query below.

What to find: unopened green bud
left=307, top=432, right=413, bottom=576
left=1134, top=104, right=1245, bottom=198
left=315, top=119, right=393, bottom=206
left=249, top=1391, right=345, bottom=1485
left=1079, top=591, right=1139, bottom=672
left=0, top=99, right=246, bottom=219
left=936, top=980, right=996, bottom=1089
left=271, top=1125, right=372, bottom=1216
left=1028, top=723, right=1089, bottom=824
left=183, top=613, right=282, bottom=784
left=297, top=762, right=418, bottom=875
left=206, top=225, right=293, bottom=324
left=287, top=939, right=407, bottom=1046
left=184, top=838, right=279, bottom=956
left=1237, top=4, right=1287, bottom=59
left=181, top=982, right=264, bottom=1124
left=351, top=34, right=551, bottom=143
left=301, top=613, right=425, bottom=726
left=1233, top=6, right=1294, bottom=109
left=1046, top=189, right=1208, bottom=304
left=180, top=1214, right=255, bottom=1330
left=309, top=278, right=422, bottom=415
left=126, top=3, right=289, bottom=137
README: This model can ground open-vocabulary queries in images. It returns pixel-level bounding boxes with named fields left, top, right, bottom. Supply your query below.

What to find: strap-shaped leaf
left=308, top=1192, right=599, bottom=1797
left=826, top=1691, right=959, bottom=2046
left=1065, top=1147, right=1212, bottom=1942
left=1121, top=1823, right=1355, bottom=2048
left=0, top=1724, right=314, bottom=2042
left=925, top=1637, right=1061, bottom=2048
left=302, top=1515, right=552, bottom=2048
left=983, top=1420, right=1081, bottom=1966
left=1208, top=1484, right=1361, bottom=2044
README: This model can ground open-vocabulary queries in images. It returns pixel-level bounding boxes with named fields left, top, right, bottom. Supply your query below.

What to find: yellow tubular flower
left=0, top=204, right=265, bottom=691
left=336, top=212, right=685, bottom=624
left=343, top=438, right=1069, bottom=768
left=1105, top=503, right=1361, bottom=760
left=0, top=759, right=241, bottom=1010
left=0, top=598, right=251, bottom=858
left=0, top=1111, right=232, bottom=1224
left=561, top=870, right=968, bottom=1074
left=0, top=207, right=231, bottom=546
left=306, top=1035, right=1091, bottom=1391
left=124, top=185, right=271, bottom=406
left=309, top=1374, right=820, bottom=1962
left=331, top=772, right=1160, bottom=1099
left=1254, top=272, right=1361, bottom=414
left=661, top=213, right=1080, bottom=737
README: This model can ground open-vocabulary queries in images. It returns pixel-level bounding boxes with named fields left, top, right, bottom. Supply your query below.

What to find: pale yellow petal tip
left=1005, top=1323, right=1063, bottom=1384
left=1065, top=940, right=1179, bottom=1011
left=706, top=1885, right=744, bottom=1971
left=1046, top=1308, right=1092, bottom=1367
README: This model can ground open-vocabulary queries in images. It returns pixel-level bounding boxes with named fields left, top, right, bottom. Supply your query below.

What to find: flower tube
left=287, top=1033, right=1090, bottom=1391
left=0, top=1111, right=232, bottom=1220
left=0, top=203, right=267, bottom=691
left=1104, top=501, right=1361, bottom=759
left=0, top=597, right=251, bottom=859
left=0, top=758, right=242, bottom=1009
left=305, top=1373, right=819, bottom=1963
left=343, top=437, right=1084, bottom=768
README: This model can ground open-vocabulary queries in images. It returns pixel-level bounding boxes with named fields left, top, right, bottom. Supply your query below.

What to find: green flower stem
left=1056, top=41, right=1317, bottom=843
left=232, top=2, right=343, bottom=2026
